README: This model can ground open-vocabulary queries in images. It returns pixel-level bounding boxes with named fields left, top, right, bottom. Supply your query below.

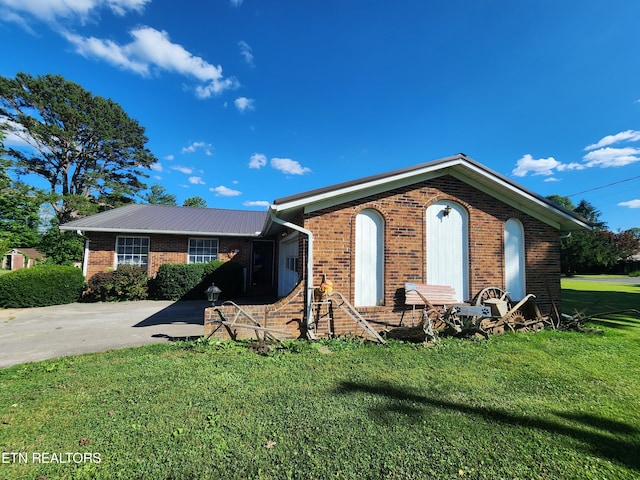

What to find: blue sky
left=1, top=0, right=639, bottom=231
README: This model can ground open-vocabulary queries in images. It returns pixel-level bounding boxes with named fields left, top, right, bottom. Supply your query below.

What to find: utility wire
left=567, top=174, right=640, bottom=197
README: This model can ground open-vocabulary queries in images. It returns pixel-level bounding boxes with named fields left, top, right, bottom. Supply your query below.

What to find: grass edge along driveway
left=0, top=278, right=638, bottom=479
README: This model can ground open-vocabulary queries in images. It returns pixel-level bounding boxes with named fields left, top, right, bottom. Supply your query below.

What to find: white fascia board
left=273, top=162, right=459, bottom=214
left=449, top=166, right=590, bottom=231
left=58, top=226, right=262, bottom=237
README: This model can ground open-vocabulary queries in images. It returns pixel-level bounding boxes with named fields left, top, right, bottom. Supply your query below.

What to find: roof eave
left=271, top=154, right=591, bottom=232
left=59, top=225, right=263, bottom=237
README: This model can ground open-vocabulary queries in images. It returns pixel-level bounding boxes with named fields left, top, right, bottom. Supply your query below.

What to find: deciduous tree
left=0, top=130, right=41, bottom=247
left=0, top=72, right=156, bottom=224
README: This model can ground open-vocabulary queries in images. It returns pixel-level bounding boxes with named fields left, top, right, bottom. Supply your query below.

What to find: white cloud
left=512, top=154, right=560, bottom=177
left=188, top=176, right=205, bottom=185
left=171, top=165, right=193, bottom=175
left=271, top=157, right=311, bottom=175
left=584, top=130, right=640, bottom=151
left=514, top=130, right=640, bottom=180
left=556, top=162, right=585, bottom=171
left=234, top=97, right=255, bottom=112
left=163, top=154, right=174, bottom=161
left=543, top=177, right=560, bottom=183
left=64, top=26, right=238, bottom=97
left=582, top=147, right=640, bottom=168
left=0, top=0, right=149, bottom=23
left=0, top=119, right=33, bottom=148
left=230, top=0, right=243, bottom=6
left=243, top=200, right=270, bottom=207
left=210, top=185, right=241, bottom=197
left=150, top=162, right=163, bottom=172
left=238, top=40, right=254, bottom=67
left=618, top=199, right=640, bottom=208
left=181, top=141, right=212, bottom=155
left=249, top=153, right=267, bottom=169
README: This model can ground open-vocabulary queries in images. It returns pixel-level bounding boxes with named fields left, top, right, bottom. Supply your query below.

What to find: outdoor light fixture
left=443, top=205, right=452, bottom=217
left=206, top=283, right=222, bottom=305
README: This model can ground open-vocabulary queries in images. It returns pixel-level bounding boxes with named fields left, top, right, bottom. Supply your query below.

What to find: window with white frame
left=115, top=237, right=150, bottom=271
left=188, top=238, right=219, bottom=263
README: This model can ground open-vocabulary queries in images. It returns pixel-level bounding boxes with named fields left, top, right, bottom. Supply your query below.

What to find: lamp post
left=206, top=283, right=222, bottom=306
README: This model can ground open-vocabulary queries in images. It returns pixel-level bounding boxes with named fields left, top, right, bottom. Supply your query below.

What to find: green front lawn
left=0, top=282, right=639, bottom=479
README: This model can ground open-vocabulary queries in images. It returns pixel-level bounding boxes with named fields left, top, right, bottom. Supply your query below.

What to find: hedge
left=149, top=260, right=245, bottom=301
left=85, top=265, right=148, bottom=302
left=150, top=261, right=224, bottom=301
left=0, top=265, right=85, bottom=308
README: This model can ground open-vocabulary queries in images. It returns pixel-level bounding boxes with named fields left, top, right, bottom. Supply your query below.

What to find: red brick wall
left=304, top=174, right=561, bottom=336
left=84, top=232, right=253, bottom=279
left=204, top=174, right=562, bottom=340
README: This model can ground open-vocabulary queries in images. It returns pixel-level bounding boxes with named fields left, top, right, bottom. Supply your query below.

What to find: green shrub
left=0, top=265, right=85, bottom=308
left=111, top=265, right=148, bottom=300
left=629, top=270, right=640, bottom=277
left=85, top=271, right=115, bottom=302
left=150, top=261, right=224, bottom=301
left=85, top=265, right=148, bottom=302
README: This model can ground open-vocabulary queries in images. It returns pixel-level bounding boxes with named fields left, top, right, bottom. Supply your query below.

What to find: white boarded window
left=426, top=201, right=469, bottom=302
left=505, top=218, right=526, bottom=300
left=355, top=209, right=384, bottom=306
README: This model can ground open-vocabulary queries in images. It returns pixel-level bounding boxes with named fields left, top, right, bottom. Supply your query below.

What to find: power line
left=567, top=174, right=640, bottom=197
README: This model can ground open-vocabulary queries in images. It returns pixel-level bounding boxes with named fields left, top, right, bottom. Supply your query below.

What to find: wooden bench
left=402, top=283, right=460, bottom=331
left=404, top=283, right=459, bottom=307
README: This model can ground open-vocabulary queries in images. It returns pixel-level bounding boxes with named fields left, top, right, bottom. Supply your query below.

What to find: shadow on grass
left=336, top=380, right=640, bottom=473
left=562, top=289, right=640, bottom=330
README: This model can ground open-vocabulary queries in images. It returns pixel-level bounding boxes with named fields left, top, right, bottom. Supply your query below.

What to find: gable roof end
left=271, top=154, right=591, bottom=232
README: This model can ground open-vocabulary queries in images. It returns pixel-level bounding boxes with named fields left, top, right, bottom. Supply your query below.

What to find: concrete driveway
left=0, top=300, right=208, bottom=368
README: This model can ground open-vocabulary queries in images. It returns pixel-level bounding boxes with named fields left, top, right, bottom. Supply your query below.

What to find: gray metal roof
left=60, top=204, right=267, bottom=236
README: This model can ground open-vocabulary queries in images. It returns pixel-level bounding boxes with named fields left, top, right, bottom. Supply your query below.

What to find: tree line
left=1, top=72, right=639, bottom=271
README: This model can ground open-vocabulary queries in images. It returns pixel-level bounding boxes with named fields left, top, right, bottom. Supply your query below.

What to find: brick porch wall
left=204, top=283, right=306, bottom=339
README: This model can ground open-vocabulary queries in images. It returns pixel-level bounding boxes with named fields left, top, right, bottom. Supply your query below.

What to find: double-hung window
left=188, top=238, right=218, bottom=264
left=115, top=237, right=149, bottom=271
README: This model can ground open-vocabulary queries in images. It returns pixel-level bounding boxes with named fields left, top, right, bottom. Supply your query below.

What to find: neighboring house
left=2, top=248, right=46, bottom=271
left=60, top=154, right=591, bottom=337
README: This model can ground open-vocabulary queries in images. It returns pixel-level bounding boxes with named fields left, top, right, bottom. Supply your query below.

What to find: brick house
left=61, top=154, right=590, bottom=338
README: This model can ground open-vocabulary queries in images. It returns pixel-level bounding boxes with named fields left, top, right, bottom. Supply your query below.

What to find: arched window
left=505, top=218, right=526, bottom=300
left=426, top=201, right=469, bottom=302
left=355, top=209, right=384, bottom=306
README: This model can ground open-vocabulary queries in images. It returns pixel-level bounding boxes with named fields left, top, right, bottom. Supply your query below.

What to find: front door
left=250, top=240, right=274, bottom=294
left=426, top=201, right=469, bottom=302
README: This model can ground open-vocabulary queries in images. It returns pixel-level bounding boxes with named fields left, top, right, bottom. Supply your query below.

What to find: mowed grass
left=0, top=281, right=639, bottom=480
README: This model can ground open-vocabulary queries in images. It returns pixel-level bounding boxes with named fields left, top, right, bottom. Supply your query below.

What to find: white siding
left=278, top=233, right=300, bottom=297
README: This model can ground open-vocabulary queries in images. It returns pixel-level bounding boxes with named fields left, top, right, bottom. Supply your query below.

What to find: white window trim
left=114, top=236, right=150, bottom=271
left=188, top=237, right=219, bottom=264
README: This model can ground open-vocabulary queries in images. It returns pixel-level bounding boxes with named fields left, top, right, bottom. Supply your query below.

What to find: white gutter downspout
left=269, top=210, right=315, bottom=338
left=78, top=230, right=89, bottom=277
